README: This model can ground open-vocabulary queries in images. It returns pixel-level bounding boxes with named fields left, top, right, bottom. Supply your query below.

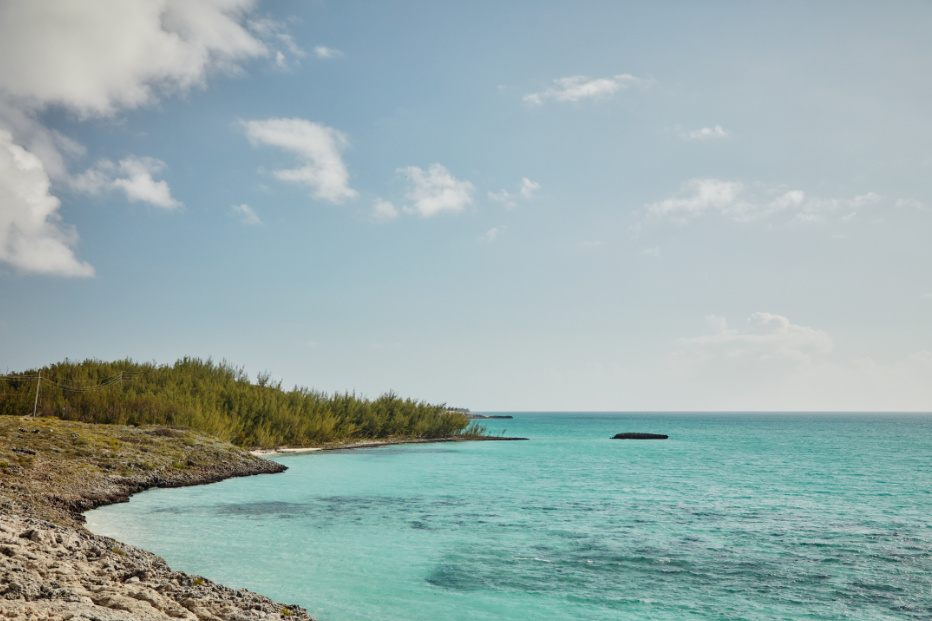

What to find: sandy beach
left=249, top=435, right=528, bottom=456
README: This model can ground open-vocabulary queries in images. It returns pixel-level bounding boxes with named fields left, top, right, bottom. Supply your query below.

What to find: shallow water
left=87, top=413, right=932, bottom=620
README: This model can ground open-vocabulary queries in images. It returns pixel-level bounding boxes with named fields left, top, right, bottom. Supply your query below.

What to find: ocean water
left=86, top=413, right=932, bottom=621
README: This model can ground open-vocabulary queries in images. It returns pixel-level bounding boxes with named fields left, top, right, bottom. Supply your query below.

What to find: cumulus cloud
left=398, top=164, right=474, bottom=217
left=110, top=158, right=181, bottom=208
left=241, top=118, right=357, bottom=203
left=0, top=0, right=269, bottom=276
left=231, top=204, right=261, bottom=225
left=665, top=313, right=932, bottom=410
left=0, top=129, right=94, bottom=277
left=678, top=313, right=832, bottom=365
left=524, top=74, right=642, bottom=105
left=645, top=178, right=883, bottom=224
left=684, top=125, right=729, bottom=140
left=488, top=177, right=540, bottom=209
left=478, top=226, right=505, bottom=243
left=314, top=46, right=343, bottom=59
left=0, top=0, right=267, bottom=118
left=69, top=157, right=181, bottom=209
left=370, top=198, right=398, bottom=223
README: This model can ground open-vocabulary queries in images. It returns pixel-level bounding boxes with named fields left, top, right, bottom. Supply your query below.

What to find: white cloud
left=518, top=177, right=540, bottom=199
left=69, top=156, right=181, bottom=209
left=488, top=177, right=539, bottom=209
left=895, top=198, right=924, bottom=210
left=646, top=178, right=746, bottom=222
left=370, top=198, right=398, bottom=223
left=247, top=18, right=305, bottom=67
left=478, top=227, right=505, bottom=243
left=0, top=129, right=94, bottom=277
left=684, top=125, right=729, bottom=140
left=645, top=178, right=883, bottom=224
left=524, top=74, right=642, bottom=105
left=0, top=0, right=267, bottom=118
left=110, top=157, right=181, bottom=208
left=677, top=313, right=833, bottom=364
left=398, top=164, right=474, bottom=217
left=666, top=313, right=932, bottom=410
left=231, top=203, right=261, bottom=225
left=487, top=189, right=511, bottom=206
left=241, top=117, right=357, bottom=203
left=278, top=35, right=306, bottom=58
left=314, top=46, right=343, bottom=59
left=643, top=247, right=660, bottom=257
left=0, top=0, right=267, bottom=275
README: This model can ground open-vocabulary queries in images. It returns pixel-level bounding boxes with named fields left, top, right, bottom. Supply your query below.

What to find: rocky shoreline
left=0, top=416, right=307, bottom=621
left=0, top=417, right=527, bottom=621
left=1, top=513, right=311, bottom=621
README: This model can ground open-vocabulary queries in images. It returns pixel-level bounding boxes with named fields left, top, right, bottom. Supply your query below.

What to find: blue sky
left=1, top=0, right=930, bottom=411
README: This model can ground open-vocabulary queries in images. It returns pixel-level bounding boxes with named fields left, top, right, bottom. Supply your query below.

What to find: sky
left=1, top=0, right=930, bottom=411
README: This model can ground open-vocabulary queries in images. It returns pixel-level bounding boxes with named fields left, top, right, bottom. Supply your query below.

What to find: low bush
left=0, top=358, right=473, bottom=449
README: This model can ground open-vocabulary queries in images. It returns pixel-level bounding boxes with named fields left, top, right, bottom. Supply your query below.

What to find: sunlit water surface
left=87, top=413, right=932, bottom=621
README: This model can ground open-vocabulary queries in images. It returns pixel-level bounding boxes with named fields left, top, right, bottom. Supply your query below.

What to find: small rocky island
left=611, top=433, right=668, bottom=440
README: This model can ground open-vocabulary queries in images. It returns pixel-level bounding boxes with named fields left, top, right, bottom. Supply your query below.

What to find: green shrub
left=0, top=357, right=474, bottom=448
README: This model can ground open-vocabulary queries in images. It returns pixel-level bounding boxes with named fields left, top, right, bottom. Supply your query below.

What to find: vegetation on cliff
left=0, top=358, right=479, bottom=448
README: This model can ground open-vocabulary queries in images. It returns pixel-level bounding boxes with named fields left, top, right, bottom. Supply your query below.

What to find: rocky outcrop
left=611, top=433, right=668, bottom=440
left=50, top=460, right=286, bottom=521
left=0, top=513, right=311, bottom=621
left=0, top=417, right=286, bottom=529
left=0, top=417, right=306, bottom=620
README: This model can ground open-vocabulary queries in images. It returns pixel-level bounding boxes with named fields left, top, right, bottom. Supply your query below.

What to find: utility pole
left=33, top=371, right=40, bottom=417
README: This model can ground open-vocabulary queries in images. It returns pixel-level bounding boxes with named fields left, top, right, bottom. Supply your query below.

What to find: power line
left=1, top=369, right=158, bottom=415
left=1, top=369, right=153, bottom=390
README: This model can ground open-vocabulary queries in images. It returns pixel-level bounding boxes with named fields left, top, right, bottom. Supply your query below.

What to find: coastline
left=0, top=417, right=526, bottom=621
left=0, top=417, right=306, bottom=621
left=250, top=435, right=529, bottom=456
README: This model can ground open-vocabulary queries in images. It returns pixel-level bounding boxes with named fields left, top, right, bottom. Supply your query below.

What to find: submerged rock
left=611, top=433, right=668, bottom=440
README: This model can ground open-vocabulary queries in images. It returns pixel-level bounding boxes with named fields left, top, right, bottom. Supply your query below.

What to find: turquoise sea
left=86, top=413, right=932, bottom=621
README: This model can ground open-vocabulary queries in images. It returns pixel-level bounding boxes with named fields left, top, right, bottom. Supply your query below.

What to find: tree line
left=0, top=357, right=482, bottom=448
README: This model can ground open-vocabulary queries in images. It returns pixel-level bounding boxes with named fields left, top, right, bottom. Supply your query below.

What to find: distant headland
left=445, top=407, right=513, bottom=419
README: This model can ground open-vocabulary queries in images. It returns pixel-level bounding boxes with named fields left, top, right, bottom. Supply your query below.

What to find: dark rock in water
left=612, top=433, right=668, bottom=440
